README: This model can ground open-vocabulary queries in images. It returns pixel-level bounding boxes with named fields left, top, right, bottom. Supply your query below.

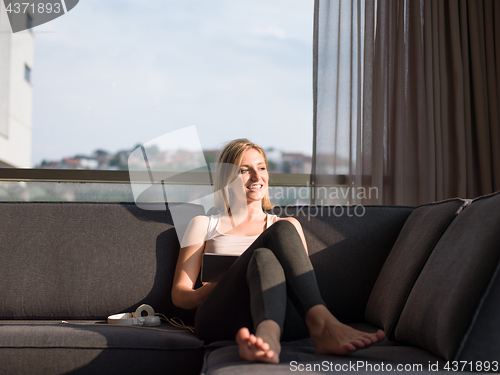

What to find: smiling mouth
left=247, top=184, right=263, bottom=190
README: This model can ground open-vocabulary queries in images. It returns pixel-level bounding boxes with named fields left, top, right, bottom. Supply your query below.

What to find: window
left=30, top=1, right=314, bottom=171
left=24, top=65, right=31, bottom=83
left=1, top=1, right=317, bottom=206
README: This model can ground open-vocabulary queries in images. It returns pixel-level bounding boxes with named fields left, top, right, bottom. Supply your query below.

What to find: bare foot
left=236, top=322, right=281, bottom=364
left=306, top=305, right=385, bottom=355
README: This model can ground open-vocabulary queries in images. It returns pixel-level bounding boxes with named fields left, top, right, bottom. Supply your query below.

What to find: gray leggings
left=194, top=220, right=326, bottom=343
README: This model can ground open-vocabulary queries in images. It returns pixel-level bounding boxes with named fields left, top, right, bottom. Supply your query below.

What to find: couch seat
left=0, top=320, right=204, bottom=375
left=201, top=323, right=448, bottom=375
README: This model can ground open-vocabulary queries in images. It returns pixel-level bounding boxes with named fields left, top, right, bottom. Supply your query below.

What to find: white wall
left=0, top=1, right=33, bottom=168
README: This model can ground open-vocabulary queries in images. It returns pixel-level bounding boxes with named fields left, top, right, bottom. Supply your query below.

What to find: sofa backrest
left=271, top=205, right=414, bottom=323
left=365, top=198, right=466, bottom=338
left=393, top=191, right=500, bottom=360
left=0, top=202, right=204, bottom=322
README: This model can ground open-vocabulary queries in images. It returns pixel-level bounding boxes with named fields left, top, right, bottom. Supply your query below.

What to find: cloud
left=253, top=25, right=288, bottom=40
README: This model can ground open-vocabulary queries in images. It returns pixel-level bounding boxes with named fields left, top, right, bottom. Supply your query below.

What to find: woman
left=172, top=139, right=385, bottom=363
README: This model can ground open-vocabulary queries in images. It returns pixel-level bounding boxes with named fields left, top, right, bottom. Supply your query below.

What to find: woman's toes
left=260, top=341, right=270, bottom=352
left=248, top=334, right=257, bottom=345
left=237, top=327, right=250, bottom=341
left=377, top=330, right=386, bottom=341
left=236, top=327, right=280, bottom=364
left=353, top=339, right=366, bottom=348
left=360, top=337, right=372, bottom=346
left=262, top=348, right=275, bottom=359
left=255, top=337, right=263, bottom=347
left=344, top=343, right=357, bottom=353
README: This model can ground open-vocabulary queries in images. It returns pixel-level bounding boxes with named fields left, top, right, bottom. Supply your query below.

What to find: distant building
left=37, top=146, right=318, bottom=175
left=282, top=152, right=312, bottom=174
left=58, top=158, right=81, bottom=169
left=0, top=2, right=34, bottom=167
left=265, top=148, right=283, bottom=172
left=92, top=149, right=113, bottom=169
left=73, top=155, right=99, bottom=169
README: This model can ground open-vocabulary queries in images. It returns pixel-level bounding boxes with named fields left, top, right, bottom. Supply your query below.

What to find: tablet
left=201, top=253, right=239, bottom=283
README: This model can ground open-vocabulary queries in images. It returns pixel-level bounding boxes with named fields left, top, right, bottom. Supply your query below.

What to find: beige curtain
left=313, top=0, right=500, bottom=206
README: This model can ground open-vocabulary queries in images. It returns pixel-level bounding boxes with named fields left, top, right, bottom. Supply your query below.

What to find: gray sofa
left=1, top=192, right=499, bottom=374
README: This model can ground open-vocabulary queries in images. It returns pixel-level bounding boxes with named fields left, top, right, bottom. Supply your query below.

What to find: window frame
left=0, top=168, right=311, bottom=187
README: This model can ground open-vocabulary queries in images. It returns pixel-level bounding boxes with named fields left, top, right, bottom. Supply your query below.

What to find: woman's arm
left=171, top=215, right=217, bottom=310
left=278, top=217, right=309, bottom=255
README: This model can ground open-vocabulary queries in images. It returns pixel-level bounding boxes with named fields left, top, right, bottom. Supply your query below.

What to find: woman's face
left=236, top=148, right=269, bottom=204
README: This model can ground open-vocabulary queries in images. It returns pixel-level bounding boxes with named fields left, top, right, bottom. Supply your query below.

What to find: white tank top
left=204, top=214, right=279, bottom=256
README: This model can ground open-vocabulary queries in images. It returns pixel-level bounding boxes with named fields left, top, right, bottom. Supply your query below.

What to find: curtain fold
left=313, top=0, right=500, bottom=206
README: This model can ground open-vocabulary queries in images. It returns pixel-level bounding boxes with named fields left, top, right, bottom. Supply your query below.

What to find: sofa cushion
left=365, top=198, right=465, bottom=337
left=394, top=191, right=500, bottom=360
left=456, top=258, right=500, bottom=362
left=0, top=202, right=204, bottom=323
left=0, top=320, right=203, bottom=375
left=272, top=206, right=414, bottom=323
left=202, top=324, right=445, bottom=375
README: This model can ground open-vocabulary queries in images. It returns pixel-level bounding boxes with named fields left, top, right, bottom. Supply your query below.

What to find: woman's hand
left=198, top=281, right=219, bottom=299
left=172, top=281, right=218, bottom=310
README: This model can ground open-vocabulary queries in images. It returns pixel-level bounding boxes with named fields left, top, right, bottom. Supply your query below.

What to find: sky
left=31, top=0, right=314, bottom=166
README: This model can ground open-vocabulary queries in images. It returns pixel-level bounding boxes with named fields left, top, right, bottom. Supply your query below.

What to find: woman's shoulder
left=181, top=215, right=211, bottom=248
left=189, top=214, right=211, bottom=227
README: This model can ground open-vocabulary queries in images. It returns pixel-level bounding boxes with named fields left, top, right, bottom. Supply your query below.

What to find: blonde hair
left=214, top=139, right=273, bottom=212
